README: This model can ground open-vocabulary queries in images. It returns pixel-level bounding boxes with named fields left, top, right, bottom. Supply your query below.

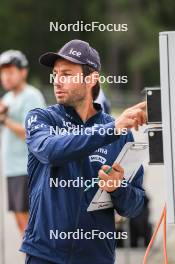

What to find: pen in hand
left=84, top=166, right=113, bottom=192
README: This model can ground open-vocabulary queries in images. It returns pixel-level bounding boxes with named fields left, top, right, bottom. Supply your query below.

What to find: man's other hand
left=115, top=101, right=147, bottom=132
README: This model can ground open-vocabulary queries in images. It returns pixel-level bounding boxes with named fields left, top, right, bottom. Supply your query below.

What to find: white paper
left=87, top=142, right=148, bottom=212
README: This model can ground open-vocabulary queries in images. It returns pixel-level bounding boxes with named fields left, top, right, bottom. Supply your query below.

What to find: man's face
left=53, top=59, right=87, bottom=107
left=0, top=65, right=27, bottom=91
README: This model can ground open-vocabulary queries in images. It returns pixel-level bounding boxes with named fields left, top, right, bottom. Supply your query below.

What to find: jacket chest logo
left=89, top=148, right=108, bottom=164
left=89, top=155, right=106, bottom=164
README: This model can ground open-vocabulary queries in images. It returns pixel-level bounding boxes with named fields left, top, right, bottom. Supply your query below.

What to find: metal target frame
left=159, top=31, right=175, bottom=224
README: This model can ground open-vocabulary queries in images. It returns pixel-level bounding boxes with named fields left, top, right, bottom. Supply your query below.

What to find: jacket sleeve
left=110, top=131, right=145, bottom=218
left=25, top=108, right=119, bottom=166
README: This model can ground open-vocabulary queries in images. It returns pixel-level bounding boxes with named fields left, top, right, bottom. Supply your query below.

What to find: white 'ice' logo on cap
left=69, top=48, right=81, bottom=57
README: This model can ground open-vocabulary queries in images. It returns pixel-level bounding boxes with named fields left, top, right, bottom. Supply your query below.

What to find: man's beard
left=57, top=96, right=85, bottom=107
left=56, top=87, right=87, bottom=107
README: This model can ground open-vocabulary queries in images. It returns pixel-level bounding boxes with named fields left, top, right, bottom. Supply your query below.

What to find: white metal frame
left=159, top=31, right=175, bottom=224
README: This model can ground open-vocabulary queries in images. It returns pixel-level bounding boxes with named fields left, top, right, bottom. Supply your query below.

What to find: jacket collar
left=62, top=103, right=103, bottom=125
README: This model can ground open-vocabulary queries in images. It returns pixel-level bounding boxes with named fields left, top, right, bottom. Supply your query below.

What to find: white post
left=159, top=31, right=175, bottom=224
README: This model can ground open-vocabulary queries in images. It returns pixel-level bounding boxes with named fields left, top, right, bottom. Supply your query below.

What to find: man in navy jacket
left=20, top=40, right=147, bottom=264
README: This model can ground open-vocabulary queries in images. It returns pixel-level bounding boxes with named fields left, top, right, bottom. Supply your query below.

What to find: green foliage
left=0, top=0, right=175, bottom=95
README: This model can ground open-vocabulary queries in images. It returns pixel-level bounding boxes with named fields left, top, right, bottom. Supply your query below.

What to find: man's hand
left=0, top=113, right=7, bottom=124
left=0, top=101, right=8, bottom=114
left=0, top=100, right=25, bottom=138
left=98, top=163, right=124, bottom=193
left=116, top=101, right=147, bottom=132
left=0, top=101, right=8, bottom=125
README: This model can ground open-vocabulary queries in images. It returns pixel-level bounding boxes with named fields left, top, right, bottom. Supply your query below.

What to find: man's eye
left=64, top=73, right=71, bottom=76
left=53, top=72, right=57, bottom=78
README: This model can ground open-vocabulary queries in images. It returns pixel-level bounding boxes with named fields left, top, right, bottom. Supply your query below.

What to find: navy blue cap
left=39, top=39, right=101, bottom=72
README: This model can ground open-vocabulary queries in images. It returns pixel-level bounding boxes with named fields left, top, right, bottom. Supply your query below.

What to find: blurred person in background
left=129, top=195, right=152, bottom=247
left=0, top=50, right=46, bottom=235
left=95, top=88, right=111, bottom=114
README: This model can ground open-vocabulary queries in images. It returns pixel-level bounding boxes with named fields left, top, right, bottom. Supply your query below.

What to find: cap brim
left=39, top=52, right=86, bottom=68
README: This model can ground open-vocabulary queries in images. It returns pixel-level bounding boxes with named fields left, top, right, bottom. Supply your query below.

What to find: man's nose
left=53, top=74, right=63, bottom=86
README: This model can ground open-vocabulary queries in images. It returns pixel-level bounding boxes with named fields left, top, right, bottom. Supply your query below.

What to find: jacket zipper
left=68, top=159, right=84, bottom=264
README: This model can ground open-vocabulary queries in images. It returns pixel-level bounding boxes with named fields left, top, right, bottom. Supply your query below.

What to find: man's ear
left=85, top=71, right=99, bottom=88
left=21, top=68, right=28, bottom=80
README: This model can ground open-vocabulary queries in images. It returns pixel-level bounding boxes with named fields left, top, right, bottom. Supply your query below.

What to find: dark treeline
left=0, top=0, right=175, bottom=104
